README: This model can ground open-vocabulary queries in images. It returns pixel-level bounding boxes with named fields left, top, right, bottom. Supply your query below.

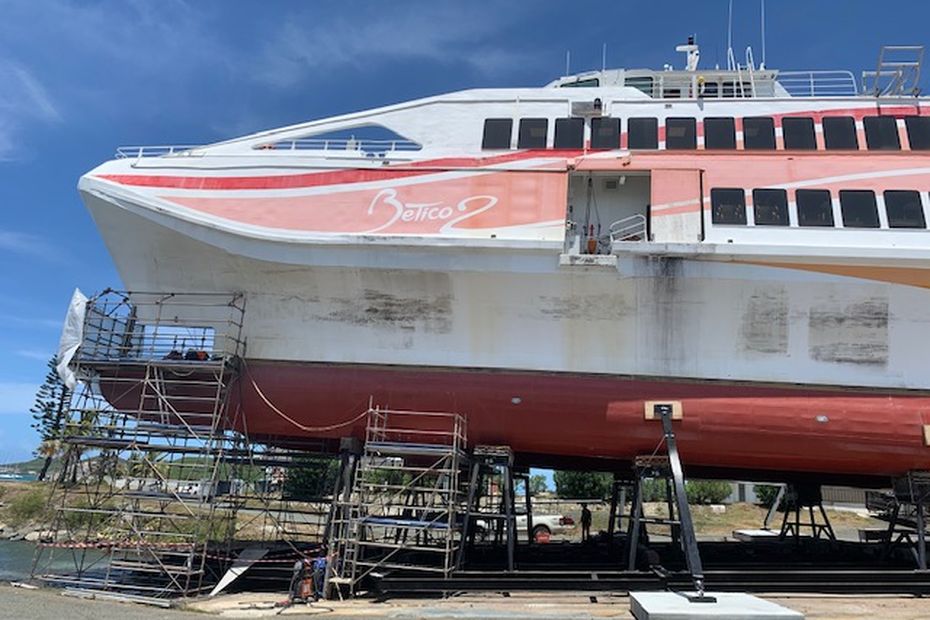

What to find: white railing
left=775, top=71, right=858, bottom=97
left=255, top=138, right=422, bottom=153
left=115, top=145, right=203, bottom=159
left=608, top=214, right=647, bottom=243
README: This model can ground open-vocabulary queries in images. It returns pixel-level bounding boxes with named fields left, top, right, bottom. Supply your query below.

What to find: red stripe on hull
left=237, top=362, right=930, bottom=480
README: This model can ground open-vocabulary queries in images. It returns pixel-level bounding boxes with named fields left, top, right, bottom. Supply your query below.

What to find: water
left=0, top=540, right=36, bottom=581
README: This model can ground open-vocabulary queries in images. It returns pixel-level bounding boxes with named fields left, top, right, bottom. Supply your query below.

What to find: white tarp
left=56, top=288, right=88, bottom=390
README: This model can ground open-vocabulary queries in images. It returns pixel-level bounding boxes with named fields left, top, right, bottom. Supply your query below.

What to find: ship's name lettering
left=365, top=188, right=498, bottom=233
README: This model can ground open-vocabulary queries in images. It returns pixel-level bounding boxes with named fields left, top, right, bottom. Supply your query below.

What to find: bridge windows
left=863, top=116, right=901, bottom=150
left=710, top=188, right=747, bottom=225
left=782, top=117, right=817, bottom=150
left=796, top=189, right=835, bottom=227
left=905, top=116, right=930, bottom=150
left=839, top=190, right=880, bottom=228
left=628, top=117, right=659, bottom=149
left=704, top=117, right=736, bottom=150
left=884, top=190, right=926, bottom=228
left=590, top=117, right=620, bottom=149
left=518, top=118, right=548, bottom=149
left=743, top=117, right=776, bottom=150
left=752, top=189, right=790, bottom=226
left=822, top=116, right=858, bottom=150
left=554, top=118, right=585, bottom=149
left=666, top=117, right=697, bottom=149
left=482, top=118, right=513, bottom=150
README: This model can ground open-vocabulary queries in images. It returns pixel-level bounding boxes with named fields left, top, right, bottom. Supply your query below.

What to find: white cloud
left=0, top=314, right=63, bottom=330
left=16, top=349, right=52, bottom=362
left=0, top=60, right=60, bottom=160
left=253, top=3, right=533, bottom=87
left=0, top=381, right=38, bottom=416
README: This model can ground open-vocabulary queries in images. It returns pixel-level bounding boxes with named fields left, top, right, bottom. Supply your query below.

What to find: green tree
left=30, top=357, right=71, bottom=482
left=553, top=470, right=612, bottom=499
left=529, top=474, right=548, bottom=495
left=283, top=457, right=340, bottom=501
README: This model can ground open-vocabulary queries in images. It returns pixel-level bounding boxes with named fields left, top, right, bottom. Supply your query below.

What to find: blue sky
left=1, top=0, right=929, bottom=462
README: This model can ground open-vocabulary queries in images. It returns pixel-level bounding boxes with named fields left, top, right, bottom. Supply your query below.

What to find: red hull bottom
left=234, top=361, right=930, bottom=485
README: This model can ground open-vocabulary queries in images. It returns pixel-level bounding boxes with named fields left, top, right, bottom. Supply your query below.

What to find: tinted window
left=704, top=117, right=736, bottom=149
left=591, top=117, right=620, bottom=149
left=628, top=117, right=658, bottom=149
left=743, top=117, right=776, bottom=150
left=625, top=77, right=654, bottom=96
left=517, top=118, right=548, bottom=149
left=782, top=117, right=816, bottom=150
left=863, top=116, right=901, bottom=150
left=905, top=116, right=930, bottom=150
left=884, top=190, right=926, bottom=228
left=710, top=188, right=747, bottom=225
left=822, top=116, right=858, bottom=150
left=482, top=119, right=512, bottom=150
left=554, top=118, right=584, bottom=149
left=839, top=190, right=879, bottom=228
left=703, top=82, right=719, bottom=97
left=796, top=189, right=834, bottom=227
left=752, top=189, right=789, bottom=226
left=560, top=78, right=599, bottom=88
left=666, top=117, right=696, bottom=149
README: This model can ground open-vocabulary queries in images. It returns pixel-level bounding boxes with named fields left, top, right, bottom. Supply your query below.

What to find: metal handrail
left=256, top=138, right=422, bottom=153
left=608, top=213, right=647, bottom=243
left=115, top=145, right=203, bottom=159
left=775, top=71, right=858, bottom=97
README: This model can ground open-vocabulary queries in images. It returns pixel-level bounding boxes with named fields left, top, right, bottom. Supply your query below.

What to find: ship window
left=704, top=117, right=736, bottom=149
left=626, top=76, right=655, bottom=96
left=710, top=188, right=747, bottom=225
left=560, top=78, right=599, bottom=88
left=591, top=117, right=620, bottom=149
left=863, top=116, right=901, bottom=150
left=517, top=118, right=548, bottom=149
left=782, top=117, right=816, bottom=150
left=628, top=117, right=658, bottom=149
left=752, top=189, right=789, bottom=226
left=702, top=81, right=719, bottom=97
left=554, top=118, right=584, bottom=149
left=822, top=116, right=858, bottom=150
left=839, top=190, right=880, bottom=228
left=743, top=117, right=776, bottom=150
left=796, top=189, right=834, bottom=227
left=722, top=81, right=752, bottom=98
left=482, top=118, right=512, bottom=150
left=884, top=190, right=926, bottom=228
left=905, top=116, right=930, bottom=150
left=666, top=117, right=696, bottom=149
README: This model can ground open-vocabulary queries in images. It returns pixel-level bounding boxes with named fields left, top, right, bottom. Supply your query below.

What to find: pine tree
left=30, top=356, right=71, bottom=482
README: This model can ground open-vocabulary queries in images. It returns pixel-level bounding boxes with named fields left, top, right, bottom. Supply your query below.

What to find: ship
left=75, top=41, right=930, bottom=485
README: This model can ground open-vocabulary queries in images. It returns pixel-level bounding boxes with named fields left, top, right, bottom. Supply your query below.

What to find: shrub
left=753, top=484, right=785, bottom=509
left=6, top=488, right=48, bottom=526
left=684, top=480, right=732, bottom=505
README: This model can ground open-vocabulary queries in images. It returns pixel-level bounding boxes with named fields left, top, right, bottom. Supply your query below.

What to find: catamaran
left=75, top=41, right=930, bottom=483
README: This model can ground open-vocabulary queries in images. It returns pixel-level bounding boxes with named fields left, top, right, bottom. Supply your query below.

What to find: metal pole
left=627, top=477, right=642, bottom=571
left=658, top=405, right=712, bottom=601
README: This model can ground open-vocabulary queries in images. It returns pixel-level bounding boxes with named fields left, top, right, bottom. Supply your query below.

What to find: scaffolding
left=326, top=408, right=468, bottom=596
left=30, top=290, right=338, bottom=600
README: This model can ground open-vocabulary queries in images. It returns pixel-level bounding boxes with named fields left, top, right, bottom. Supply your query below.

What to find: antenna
left=602, top=43, right=607, bottom=71
left=727, top=0, right=734, bottom=70
left=565, top=50, right=571, bottom=76
left=760, top=0, right=767, bottom=69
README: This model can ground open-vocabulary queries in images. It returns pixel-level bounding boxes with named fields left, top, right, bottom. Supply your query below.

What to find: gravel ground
left=4, top=585, right=930, bottom=619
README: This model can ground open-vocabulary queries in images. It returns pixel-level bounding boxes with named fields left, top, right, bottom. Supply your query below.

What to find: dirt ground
left=3, top=584, right=929, bottom=619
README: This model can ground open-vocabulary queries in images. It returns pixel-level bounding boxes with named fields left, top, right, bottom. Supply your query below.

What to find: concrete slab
left=630, top=592, right=804, bottom=620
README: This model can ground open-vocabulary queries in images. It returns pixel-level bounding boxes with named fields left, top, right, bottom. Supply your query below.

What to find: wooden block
left=923, top=425, right=930, bottom=447
left=644, top=400, right=683, bottom=421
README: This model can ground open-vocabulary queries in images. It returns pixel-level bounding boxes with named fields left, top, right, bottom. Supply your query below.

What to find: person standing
left=581, top=503, right=592, bottom=542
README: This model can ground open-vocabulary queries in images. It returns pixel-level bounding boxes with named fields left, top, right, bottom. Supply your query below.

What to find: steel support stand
left=657, top=404, right=713, bottom=602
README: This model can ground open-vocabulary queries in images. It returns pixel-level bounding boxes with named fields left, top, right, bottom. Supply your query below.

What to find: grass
left=0, top=483, right=49, bottom=528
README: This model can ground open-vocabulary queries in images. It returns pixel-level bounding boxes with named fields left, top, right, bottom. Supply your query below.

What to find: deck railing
left=775, top=71, right=859, bottom=97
